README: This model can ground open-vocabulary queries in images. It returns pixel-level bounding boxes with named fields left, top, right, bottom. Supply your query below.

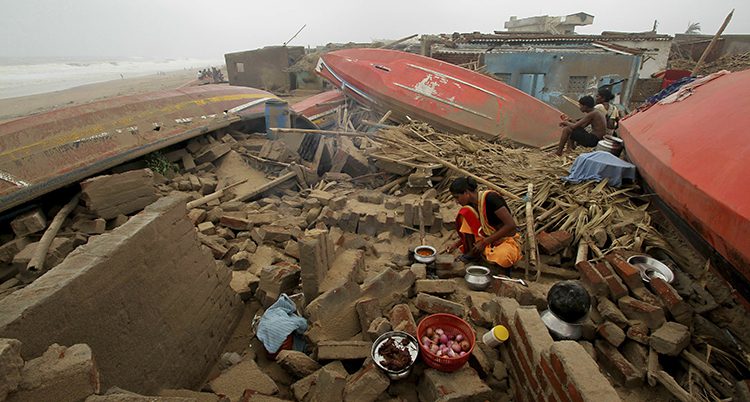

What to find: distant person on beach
left=120, top=73, right=124, bottom=79
left=594, top=87, right=620, bottom=136
left=445, top=177, right=522, bottom=270
left=555, top=95, right=607, bottom=156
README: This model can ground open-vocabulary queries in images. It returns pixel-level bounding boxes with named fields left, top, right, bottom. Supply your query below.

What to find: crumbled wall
left=498, top=299, right=621, bottom=402
left=0, top=195, right=243, bottom=394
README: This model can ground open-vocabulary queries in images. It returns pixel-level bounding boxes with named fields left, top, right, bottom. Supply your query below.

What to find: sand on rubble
left=0, top=68, right=203, bottom=123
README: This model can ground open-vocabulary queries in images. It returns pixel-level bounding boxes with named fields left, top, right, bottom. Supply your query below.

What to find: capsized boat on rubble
left=315, top=48, right=563, bottom=147
left=619, top=70, right=750, bottom=288
left=290, top=89, right=345, bottom=129
left=0, top=85, right=278, bottom=213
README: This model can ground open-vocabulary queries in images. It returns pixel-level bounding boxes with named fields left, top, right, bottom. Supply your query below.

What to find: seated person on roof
left=445, top=177, right=522, bottom=270
left=555, top=95, right=607, bottom=156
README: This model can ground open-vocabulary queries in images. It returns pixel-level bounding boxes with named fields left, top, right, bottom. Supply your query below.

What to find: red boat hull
left=291, top=90, right=345, bottom=129
left=620, top=70, right=750, bottom=274
left=0, top=85, right=276, bottom=213
left=315, top=48, right=562, bottom=148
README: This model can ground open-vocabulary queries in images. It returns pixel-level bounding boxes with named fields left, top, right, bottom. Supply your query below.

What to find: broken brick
left=597, top=321, right=626, bottom=347
left=618, top=296, right=665, bottom=330
left=650, top=322, right=690, bottom=356
left=594, top=340, right=642, bottom=387
left=414, top=279, right=456, bottom=294
left=10, top=209, right=47, bottom=237
left=649, top=277, right=693, bottom=326
left=276, top=350, right=322, bottom=378
left=605, top=253, right=644, bottom=290
left=414, top=292, right=465, bottom=317
left=343, top=362, right=389, bottom=402
left=366, top=317, right=392, bottom=341
left=576, top=261, right=607, bottom=296
left=316, top=341, right=372, bottom=360
left=537, top=230, right=573, bottom=255
left=389, top=304, right=417, bottom=337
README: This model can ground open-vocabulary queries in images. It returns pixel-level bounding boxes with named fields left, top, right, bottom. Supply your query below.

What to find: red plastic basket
left=416, top=313, right=475, bottom=372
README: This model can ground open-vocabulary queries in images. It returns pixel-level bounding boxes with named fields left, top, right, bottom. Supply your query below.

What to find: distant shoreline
left=0, top=68, right=205, bottom=123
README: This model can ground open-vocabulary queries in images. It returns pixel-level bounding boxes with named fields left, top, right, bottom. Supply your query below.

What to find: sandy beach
left=0, top=68, right=203, bottom=123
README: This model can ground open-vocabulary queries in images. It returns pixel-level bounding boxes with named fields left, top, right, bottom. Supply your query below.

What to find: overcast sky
left=1, top=0, right=747, bottom=60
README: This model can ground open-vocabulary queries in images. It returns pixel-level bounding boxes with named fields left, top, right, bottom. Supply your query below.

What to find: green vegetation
left=145, top=151, right=177, bottom=175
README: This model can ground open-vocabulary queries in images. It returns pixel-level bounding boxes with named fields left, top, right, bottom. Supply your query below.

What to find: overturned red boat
left=290, top=89, right=345, bottom=129
left=620, top=70, right=750, bottom=286
left=315, top=48, right=563, bottom=148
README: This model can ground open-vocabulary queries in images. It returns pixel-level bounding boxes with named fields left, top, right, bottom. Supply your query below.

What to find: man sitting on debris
left=555, top=95, right=607, bottom=156
left=445, top=177, right=522, bottom=270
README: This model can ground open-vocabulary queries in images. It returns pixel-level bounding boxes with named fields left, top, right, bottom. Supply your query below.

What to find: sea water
left=0, top=57, right=223, bottom=100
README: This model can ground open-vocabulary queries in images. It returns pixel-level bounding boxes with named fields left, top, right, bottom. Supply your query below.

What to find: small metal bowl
left=414, top=246, right=437, bottom=264
left=371, top=331, right=419, bottom=380
left=627, top=255, right=674, bottom=283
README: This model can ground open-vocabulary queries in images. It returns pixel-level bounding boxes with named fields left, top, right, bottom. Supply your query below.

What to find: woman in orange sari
left=445, top=177, right=522, bottom=268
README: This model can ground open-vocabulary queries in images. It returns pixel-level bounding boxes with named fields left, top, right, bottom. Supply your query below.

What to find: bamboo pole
left=524, top=184, right=539, bottom=281
left=186, top=178, right=248, bottom=209
left=653, top=370, right=696, bottom=402
left=27, top=193, right=80, bottom=272
left=575, top=241, right=589, bottom=265
left=390, top=136, right=522, bottom=202
left=377, top=110, right=393, bottom=124
left=380, top=34, right=419, bottom=49
left=692, top=10, right=734, bottom=76
left=231, top=171, right=297, bottom=203
left=269, top=127, right=371, bottom=138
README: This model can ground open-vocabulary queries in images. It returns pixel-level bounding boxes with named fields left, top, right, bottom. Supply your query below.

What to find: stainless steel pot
left=541, top=310, right=584, bottom=340
left=465, top=266, right=491, bottom=290
left=414, top=246, right=437, bottom=264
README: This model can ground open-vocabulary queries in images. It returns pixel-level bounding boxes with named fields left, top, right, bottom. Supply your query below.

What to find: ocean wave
left=0, top=57, right=223, bottom=99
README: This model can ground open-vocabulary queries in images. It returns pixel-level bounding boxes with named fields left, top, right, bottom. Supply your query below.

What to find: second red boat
left=315, top=48, right=563, bottom=148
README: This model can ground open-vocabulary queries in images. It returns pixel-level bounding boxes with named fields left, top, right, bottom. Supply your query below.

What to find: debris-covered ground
left=2, top=96, right=750, bottom=402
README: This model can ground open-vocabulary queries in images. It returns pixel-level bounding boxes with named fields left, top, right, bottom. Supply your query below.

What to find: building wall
left=498, top=299, right=621, bottom=401
left=674, top=34, right=750, bottom=62
left=483, top=51, right=638, bottom=117
left=225, top=46, right=305, bottom=92
left=0, top=195, right=243, bottom=394
left=611, top=40, right=672, bottom=78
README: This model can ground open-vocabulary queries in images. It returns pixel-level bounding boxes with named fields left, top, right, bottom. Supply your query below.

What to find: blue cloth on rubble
left=562, top=151, right=636, bottom=188
left=256, top=294, right=308, bottom=353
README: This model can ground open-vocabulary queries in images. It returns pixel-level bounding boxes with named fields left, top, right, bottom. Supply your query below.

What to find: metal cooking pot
left=465, top=266, right=491, bottom=290
left=371, top=331, right=419, bottom=380
left=414, top=246, right=437, bottom=264
left=465, top=266, right=528, bottom=291
left=547, top=280, right=591, bottom=323
left=541, top=309, right=584, bottom=340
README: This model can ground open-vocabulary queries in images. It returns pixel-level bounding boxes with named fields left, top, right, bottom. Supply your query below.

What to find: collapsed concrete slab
left=9, top=343, right=100, bottom=402
left=208, top=358, right=279, bottom=400
left=0, top=338, right=23, bottom=400
left=304, top=268, right=415, bottom=344
left=0, top=195, right=243, bottom=394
